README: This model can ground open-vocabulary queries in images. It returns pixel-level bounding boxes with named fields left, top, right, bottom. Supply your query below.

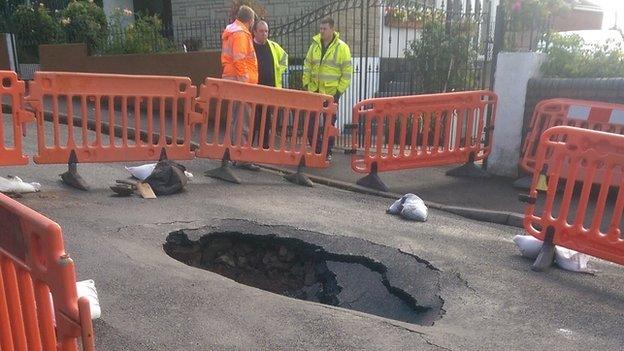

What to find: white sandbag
left=0, top=175, right=41, bottom=194
left=49, top=279, right=101, bottom=325
left=387, top=196, right=407, bottom=215
left=76, top=279, right=101, bottom=319
left=400, top=194, right=428, bottom=222
left=555, top=247, right=592, bottom=273
left=513, top=235, right=594, bottom=273
left=513, top=235, right=543, bottom=259
left=184, top=171, right=194, bottom=180
left=125, top=163, right=157, bottom=181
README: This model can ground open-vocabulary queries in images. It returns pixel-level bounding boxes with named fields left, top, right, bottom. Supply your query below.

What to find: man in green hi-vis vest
left=303, top=17, right=352, bottom=161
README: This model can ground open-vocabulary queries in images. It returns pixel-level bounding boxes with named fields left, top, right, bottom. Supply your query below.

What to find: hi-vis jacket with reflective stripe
left=267, top=39, right=288, bottom=88
left=221, top=19, right=258, bottom=84
left=302, top=33, right=352, bottom=95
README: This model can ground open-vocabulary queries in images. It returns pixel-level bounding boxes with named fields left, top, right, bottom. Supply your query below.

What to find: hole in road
left=164, top=230, right=443, bottom=325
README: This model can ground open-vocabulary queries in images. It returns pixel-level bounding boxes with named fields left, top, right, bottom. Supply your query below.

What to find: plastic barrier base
left=204, top=149, right=241, bottom=184
left=531, top=228, right=556, bottom=272
left=445, top=161, right=490, bottom=178
left=355, top=162, right=389, bottom=192
left=60, top=150, right=89, bottom=191
left=284, top=158, right=313, bottom=187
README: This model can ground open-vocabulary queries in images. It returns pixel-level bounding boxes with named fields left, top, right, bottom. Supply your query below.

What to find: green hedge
left=541, top=33, right=624, bottom=78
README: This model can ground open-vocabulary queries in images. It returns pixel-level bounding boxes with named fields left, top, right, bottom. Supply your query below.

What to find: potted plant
left=384, top=7, right=424, bottom=29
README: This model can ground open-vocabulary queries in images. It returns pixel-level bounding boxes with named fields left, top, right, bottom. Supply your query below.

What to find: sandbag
left=126, top=163, right=194, bottom=181
left=401, top=194, right=428, bottom=222
left=125, top=163, right=157, bottom=181
left=513, top=235, right=594, bottom=273
left=513, top=235, right=543, bottom=259
left=555, top=247, right=592, bottom=273
left=387, top=193, right=428, bottom=222
left=0, top=175, right=41, bottom=194
left=144, top=160, right=188, bottom=195
left=76, top=279, right=101, bottom=319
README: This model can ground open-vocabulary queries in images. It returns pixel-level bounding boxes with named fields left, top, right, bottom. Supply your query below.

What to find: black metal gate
left=264, top=0, right=493, bottom=146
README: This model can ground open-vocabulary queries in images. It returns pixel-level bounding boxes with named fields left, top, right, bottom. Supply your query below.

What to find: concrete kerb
left=260, top=164, right=525, bottom=228
left=25, top=109, right=525, bottom=228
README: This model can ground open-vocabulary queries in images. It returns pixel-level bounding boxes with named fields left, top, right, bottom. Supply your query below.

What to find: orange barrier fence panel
left=0, top=193, right=95, bottom=350
left=520, top=99, right=624, bottom=185
left=524, top=126, right=624, bottom=266
left=194, top=78, right=336, bottom=168
left=350, top=90, right=497, bottom=173
left=26, top=71, right=197, bottom=165
left=1, top=70, right=33, bottom=166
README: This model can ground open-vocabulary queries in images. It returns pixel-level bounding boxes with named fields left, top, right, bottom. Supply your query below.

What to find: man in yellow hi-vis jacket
left=252, top=20, right=288, bottom=148
left=303, top=17, right=352, bottom=160
left=253, top=20, right=288, bottom=88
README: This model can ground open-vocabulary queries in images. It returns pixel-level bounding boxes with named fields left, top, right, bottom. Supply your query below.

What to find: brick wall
left=171, top=0, right=331, bottom=25
left=40, top=43, right=221, bottom=86
left=523, top=78, right=624, bottom=141
left=552, top=8, right=603, bottom=31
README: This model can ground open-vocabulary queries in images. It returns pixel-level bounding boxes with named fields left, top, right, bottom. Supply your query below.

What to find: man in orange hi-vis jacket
left=221, top=5, right=259, bottom=170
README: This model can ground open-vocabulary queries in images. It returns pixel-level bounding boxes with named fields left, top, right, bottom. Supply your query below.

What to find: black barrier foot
left=204, top=149, right=241, bottom=184
left=356, top=162, right=389, bottom=192
left=234, top=162, right=261, bottom=172
left=60, top=150, right=89, bottom=191
left=159, top=148, right=168, bottom=161
left=445, top=162, right=491, bottom=178
left=513, top=175, right=532, bottom=190
left=531, top=227, right=556, bottom=272
left=446, top=153, right=491, bottom=178
left=284, top=157, right=314, bottom=187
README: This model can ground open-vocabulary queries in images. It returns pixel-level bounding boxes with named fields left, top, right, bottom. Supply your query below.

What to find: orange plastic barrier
left=524, top=126, right=624, bottom=267
left=0, top=70, right=33, bottom=166
left=348, top=90, right=497, bottom=190
left=26, top=71, right=197, bottom=164
left=351, top=90, right=497, bottom=172
left=0, top=193, right=95, bottom=350
left=520, top=99, right=624, bottom=185
left=194, top=78, right=336, bottom=168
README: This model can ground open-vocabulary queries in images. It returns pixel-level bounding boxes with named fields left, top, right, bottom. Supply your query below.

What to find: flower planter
left=384, top=17, right=423, bottom=29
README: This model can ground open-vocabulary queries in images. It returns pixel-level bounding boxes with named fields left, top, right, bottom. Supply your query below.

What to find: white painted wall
left=337, top=57, right=381, bottom=132
left=487, top=52, right=546, bottom=178
left=379, top=25, right=420, bottom=58
left=281, top=57, right=380, bottom=135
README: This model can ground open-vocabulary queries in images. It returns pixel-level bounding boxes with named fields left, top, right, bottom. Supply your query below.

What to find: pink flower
left=511, top=0, right=522, bottom=13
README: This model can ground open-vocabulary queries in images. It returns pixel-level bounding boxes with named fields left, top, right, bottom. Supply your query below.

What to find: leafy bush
left=404, top=10, right=478, bottom=93
left=229, top=0, right=267, bottom=21
left=61, top=0, right=108, bottom=52
left=541, top=33, right=624, bottom=78
left=504, top=0, right=568, bottom=21
left=503, top=0, right=570, bottom=51
left=11, top=3, right=63, bottom=62
left=103, top=10, right=176, bottom=54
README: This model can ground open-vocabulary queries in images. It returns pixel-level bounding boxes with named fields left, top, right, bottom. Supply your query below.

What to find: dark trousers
left=253, top=105, right=272, bottom=149
left=307, top=94, right=339, bottom=155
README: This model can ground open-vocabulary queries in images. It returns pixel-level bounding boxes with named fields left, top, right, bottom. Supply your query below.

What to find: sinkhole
left=164, top=225, right=445, bottom=326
